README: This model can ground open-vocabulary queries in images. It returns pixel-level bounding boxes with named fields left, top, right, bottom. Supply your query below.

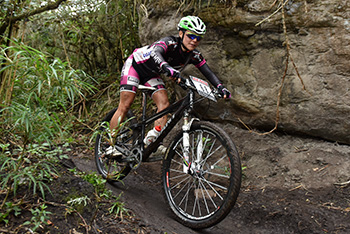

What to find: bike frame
left=96, top=77, right=241, bottom=229
left=115, top=85, right=196, bottom=162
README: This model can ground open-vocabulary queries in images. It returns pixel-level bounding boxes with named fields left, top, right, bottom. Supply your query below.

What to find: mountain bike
left=94, top=75, right=242, bottom=229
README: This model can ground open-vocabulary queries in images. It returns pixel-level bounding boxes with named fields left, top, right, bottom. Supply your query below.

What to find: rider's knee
left=157, top=99, right=169, bottom=111
left=118, top=102, right=132, bottom=113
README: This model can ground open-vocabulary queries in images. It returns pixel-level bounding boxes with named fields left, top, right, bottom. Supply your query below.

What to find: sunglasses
left=186, top=33, right=203, bottom=41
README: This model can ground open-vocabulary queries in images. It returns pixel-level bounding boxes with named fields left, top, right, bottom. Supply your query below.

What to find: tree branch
left=13, top=0, right=67, bottom=22
left=0, top=0, right=67, bottom=37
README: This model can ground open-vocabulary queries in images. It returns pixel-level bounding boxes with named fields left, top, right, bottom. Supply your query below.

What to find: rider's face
left=179, top=30, right=202, bottom=51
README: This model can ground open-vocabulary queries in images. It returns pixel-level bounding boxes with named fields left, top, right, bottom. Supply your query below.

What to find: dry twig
left=255, top=0, right=290, bottom=26
left=334, top=180, right=350, bottom=187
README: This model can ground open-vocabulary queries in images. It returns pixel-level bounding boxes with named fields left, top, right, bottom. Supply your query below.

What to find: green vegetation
left=23, top=204, right=52, bottom=232
left=0, top=40, right=95, bottom=145
left=69, top=168, right=130, bottom=218
left=0, top=0, right=142, bottom=231
left=0, top=0, right=230, bottom=232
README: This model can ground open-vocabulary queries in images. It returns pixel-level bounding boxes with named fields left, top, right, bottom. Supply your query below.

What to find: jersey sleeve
left=198, top=63, right=222, bottom=87
left=192, top=51, right=222, bottom=87
left=191, top=50, right=207, bottom=68
left=150, top=37, right=176, bottom=70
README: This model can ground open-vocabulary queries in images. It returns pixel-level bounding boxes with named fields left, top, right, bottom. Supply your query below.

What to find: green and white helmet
left=177, top=16, right=206, bottom=35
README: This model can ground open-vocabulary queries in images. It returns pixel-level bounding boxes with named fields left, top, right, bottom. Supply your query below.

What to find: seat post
left=138, top=85, right=156, bottom=123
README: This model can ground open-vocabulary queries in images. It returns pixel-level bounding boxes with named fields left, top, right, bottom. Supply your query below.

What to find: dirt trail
left=73, top=124, right=350, bottom=234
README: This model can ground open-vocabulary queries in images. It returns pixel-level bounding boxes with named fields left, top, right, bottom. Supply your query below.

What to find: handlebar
left=176, top=76, right=224, bottom=100
left=178, top=76, right=188, bottom=90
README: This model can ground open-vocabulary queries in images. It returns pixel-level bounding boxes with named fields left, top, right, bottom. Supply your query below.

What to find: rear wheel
left=94, top=109, right=137, bottom=181
left=162, top=121, right=241, bottom=229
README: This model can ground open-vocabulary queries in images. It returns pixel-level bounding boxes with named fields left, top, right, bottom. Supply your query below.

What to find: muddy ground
left=71, top=123, right=350, bottom=234
left=2, top=123, right=349, bottom=233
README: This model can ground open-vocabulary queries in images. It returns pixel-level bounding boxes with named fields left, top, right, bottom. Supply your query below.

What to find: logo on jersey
left=127, top=76, right=139, bottom=86
left=151, top=50, right=162, bottom=64
left=143, top=51, right=152, bottom=58
left=193, top=52, right=201, bottom=61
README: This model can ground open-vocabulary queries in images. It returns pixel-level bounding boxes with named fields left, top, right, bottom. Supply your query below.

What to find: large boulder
left=138, top=0, right=350, bottom=144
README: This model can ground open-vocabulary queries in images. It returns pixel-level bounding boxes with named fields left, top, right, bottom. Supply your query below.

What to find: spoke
left=171, top=176, right=192, bottom=200
left=205, top=178, right=228, bottom=191
left=192, top=183, right=201, bottom=216
left=168, top=171, right=189, bottom=180
left=174, top=149, right=183, bottom=159
left=201, top=144, right=222, bottom=166
left=174, top=145, right=189, bottom=165
left=170, top=168, right=185, bottom=174
left=169, top=173, right=191, bottom=191
left=174, top=149, right=189, bottom=167
left=178, top=179, right=196, bottom=211
left=209, top=154, right=227, bottom=169
left=201, top=178, right=226, bottom=200
left=203, top=135, right=216, bottom=162
left=173, top=139, right=185, bottom=158
left=204, top=169, right=230, bottom=179
left=198, top=180, right=212, bottom=214
left=184, top=179, right=192, bottom=212
left=201, top=180, right=218, bottom=210
left=171, top=156, right=183, bottom=166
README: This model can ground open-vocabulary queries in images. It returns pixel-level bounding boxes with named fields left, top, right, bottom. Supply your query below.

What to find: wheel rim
left=165, top=129, right=233, bottom=220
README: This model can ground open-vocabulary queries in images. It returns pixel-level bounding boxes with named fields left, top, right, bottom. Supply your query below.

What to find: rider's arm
left=150, top=39, right=180, bottom=78
left=198, top=63, right=222, bottom=88
left=150, top=45, right=167, bottom=68
left=150, top=37, right=174, bottom=69
left=196, top=59, right=231, bottom=98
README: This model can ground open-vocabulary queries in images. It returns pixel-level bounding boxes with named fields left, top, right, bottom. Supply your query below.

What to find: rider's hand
left=217, top=84, right=231, bottom=99
left=161, top=62, right=180, bottom=80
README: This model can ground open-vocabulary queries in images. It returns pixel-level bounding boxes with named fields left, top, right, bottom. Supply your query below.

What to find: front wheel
left=162, top=121, right=241, bottom=229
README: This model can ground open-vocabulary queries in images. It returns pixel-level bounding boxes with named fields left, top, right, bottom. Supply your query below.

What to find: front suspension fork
left=182, top=111, right=199, bottom=173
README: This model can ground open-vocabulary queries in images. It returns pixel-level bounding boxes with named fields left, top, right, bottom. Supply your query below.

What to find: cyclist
left=107, top=15, right=231, bottom=156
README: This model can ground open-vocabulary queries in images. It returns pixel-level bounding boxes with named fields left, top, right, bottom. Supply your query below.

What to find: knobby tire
left=162, top=121, right=241, bottom=229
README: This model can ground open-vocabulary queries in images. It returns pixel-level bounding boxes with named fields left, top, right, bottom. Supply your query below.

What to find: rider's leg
left=106, top=58, right=138, bottom=156
left=110, top=91, right=136, bottom=133
left=152, top=89, right=170, bottom=128
left=105, top=91, right=136, bottom=156
left=149, top=89, right=169, bottom=155
left=110, top=52, right=139, bottom=134
left=144, top=77, right=168, bottom=128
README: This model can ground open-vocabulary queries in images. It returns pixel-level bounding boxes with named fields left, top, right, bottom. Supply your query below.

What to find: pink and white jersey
left=121, top=36, right=222, bottom=89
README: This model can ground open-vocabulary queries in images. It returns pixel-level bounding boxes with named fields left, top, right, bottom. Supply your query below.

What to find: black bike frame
left=131, top=88, right=195, bottom=162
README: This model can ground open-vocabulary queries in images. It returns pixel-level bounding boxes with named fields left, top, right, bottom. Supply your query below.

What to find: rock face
left=138, top=0, right=350, bottom=144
